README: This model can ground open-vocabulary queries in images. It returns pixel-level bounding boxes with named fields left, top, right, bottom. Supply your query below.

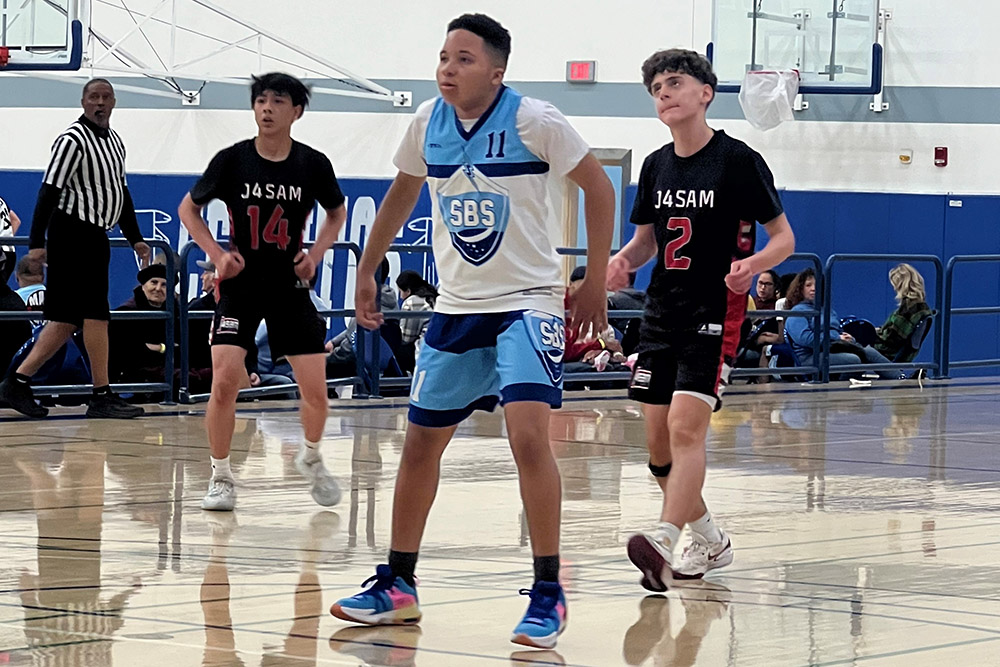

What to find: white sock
left=689, top=511, right=724, bottom=544
left=210, top=456, right=232, bottom=480
left=302, top=439, right=322, bottom=460
left=653, top=522, right=682, bottom=553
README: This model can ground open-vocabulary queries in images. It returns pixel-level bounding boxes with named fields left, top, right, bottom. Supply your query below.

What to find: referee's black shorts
left=44, top=211, right=111, bottom=327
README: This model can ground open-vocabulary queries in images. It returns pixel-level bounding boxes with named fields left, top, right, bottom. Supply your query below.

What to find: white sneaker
left=201, top=477, right=236, bottom=511
left=627, top=532, right=674, bottom=592
left=673, top=533, right=734, bottom=580
left=295, top=444, right=341, bottom=507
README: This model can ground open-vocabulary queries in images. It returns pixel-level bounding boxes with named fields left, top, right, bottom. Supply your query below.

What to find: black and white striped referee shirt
left=42, top=115, right=127, bottom=230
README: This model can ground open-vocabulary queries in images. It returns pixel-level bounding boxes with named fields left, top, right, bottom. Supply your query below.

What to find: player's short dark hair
left=82, top=78, right=114, bottom=96
left=251, top=73, right=311, bottom=110
left=641, top=49, right=717, bottom=106
left=447, top=13, right=511, bottom=67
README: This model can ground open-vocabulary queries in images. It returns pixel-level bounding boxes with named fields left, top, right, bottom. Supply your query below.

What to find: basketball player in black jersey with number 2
left=178, top=73, right=348, bottom=512
left=608, top=50, right=795, bottom=589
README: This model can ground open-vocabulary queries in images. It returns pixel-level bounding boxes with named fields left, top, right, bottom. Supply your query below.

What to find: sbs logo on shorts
left=523, top=311, right=564, bottom=385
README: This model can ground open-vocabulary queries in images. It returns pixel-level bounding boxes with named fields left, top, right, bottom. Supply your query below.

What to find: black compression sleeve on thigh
left=648, top=461, right=672, bottom=478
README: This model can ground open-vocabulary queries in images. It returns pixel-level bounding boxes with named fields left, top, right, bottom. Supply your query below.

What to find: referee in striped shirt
left=0, top=79, right=150, bottom=419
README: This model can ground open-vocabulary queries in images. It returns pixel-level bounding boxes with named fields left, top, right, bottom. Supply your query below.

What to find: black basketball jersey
left=631, top=130, right=783, bottom=341
left=190, top=139, right=345, bottom=288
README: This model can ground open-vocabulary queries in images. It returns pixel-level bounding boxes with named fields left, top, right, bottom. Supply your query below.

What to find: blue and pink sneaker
left=510, top=580, right=567, bottom=649
left=330, top=564, right=422, bottom=625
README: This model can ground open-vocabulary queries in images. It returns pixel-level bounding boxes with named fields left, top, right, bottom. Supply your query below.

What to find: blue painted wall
left=3, top=169, right=997, bottom=375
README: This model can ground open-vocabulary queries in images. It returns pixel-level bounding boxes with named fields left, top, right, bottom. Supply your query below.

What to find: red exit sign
left=566, top=60, right=596, bottom=83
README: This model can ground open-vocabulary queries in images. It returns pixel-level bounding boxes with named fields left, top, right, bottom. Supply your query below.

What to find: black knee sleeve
left=648, top=461, right=672, bottom=478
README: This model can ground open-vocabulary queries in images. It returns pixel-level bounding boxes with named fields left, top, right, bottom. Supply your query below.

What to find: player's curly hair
left=447, top=13, right=511, bottom=67
left=250, top=72, right=311, bottom=111
left=641, top=49, right=717, bottom=106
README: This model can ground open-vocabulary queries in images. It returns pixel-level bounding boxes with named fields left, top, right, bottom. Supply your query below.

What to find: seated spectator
left=395, top=269, right=437, bottom=373
left=563, top=280, right=625, bottom=372
left=1, top=279, right=31, bottom=375
left=0, top=196, right=20, bottom=281
left=189, top=258, right=217, bottom=310
left=753, top=270, right=780, bottom=312
left=187, top=259, right=217, bottom=374
left=327, top=258, right=397, bottom=379
left=110, top=263, right=175, bottom=386
left=1, top=202, right=32, bottom=374
left=774, top=272, right=796, bottom=311
left=15, top=255, right=46, bottom=327
left=736, top=271, right=783, bottom=376
left=570, top=264, right=645, bottom=351
left=873, top=263, right=933, bottom=362
left=784, top=269, right=901, bottom=380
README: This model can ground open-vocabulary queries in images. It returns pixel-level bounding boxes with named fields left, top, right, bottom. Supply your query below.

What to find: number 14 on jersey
left=247, top=205, right=290, bottom=250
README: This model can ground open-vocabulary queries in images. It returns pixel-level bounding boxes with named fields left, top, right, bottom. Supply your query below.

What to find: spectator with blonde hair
left=873, top=263, right=933, bottom=362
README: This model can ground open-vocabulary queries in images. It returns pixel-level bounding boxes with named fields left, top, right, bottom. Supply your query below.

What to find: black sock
left=13, top=373, right=31, bottom=385
left=92, top=385, right=112, bottom=397
left=533, top=555, right=560, bottom=584
left=388, top=550, right=418, bottom=586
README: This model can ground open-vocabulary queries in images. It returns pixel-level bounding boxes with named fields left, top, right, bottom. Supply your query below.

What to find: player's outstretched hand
left=355, top=273, right=384, bottom=331
left=293, top=250, right=316, bottom=283
left=568, top=276, right=609, bottom=342
left=725, top=259, right=754, bottom=294
left=606, top=254, right=633, bottom=291
left=215, top=250, right=245, bottom=282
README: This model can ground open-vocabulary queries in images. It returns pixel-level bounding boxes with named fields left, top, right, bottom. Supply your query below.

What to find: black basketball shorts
left=211, top=281, right=326, bottom=360
left=628, top=326, right=740, bottom=411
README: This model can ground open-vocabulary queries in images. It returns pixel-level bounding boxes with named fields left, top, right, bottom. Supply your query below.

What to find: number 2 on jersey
left=247, top=205, right=290, bottom=250
left=664, top=217, right=692, bottom=269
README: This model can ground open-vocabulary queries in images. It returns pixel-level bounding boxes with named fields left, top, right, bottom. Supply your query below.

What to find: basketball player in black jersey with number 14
left=178, top=73, right=348, bottom=512
left=608, top=50, right=795, bottom=589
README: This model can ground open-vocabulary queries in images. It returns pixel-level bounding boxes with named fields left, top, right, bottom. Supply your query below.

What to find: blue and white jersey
left=394, top=86, right=591, bottom=317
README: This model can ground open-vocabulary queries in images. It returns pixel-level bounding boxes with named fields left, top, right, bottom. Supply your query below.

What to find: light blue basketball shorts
left=408, top=310, right=565, bottom=428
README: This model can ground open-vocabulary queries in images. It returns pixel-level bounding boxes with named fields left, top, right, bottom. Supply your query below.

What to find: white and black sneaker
left=627, top=532, right=674, bottom=592
left=673, top=533, right=734, bottom=580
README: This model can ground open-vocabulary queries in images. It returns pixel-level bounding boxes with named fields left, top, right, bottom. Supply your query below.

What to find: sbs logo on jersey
left=436, top=164, right=511, bottom=265
left=523, top=311, right=565, bottom=385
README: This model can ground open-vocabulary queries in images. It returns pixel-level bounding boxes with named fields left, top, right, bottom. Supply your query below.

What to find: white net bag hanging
left=738, top=70, right=800, bottom=131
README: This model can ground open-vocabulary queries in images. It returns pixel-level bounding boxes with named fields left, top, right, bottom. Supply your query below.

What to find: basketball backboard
left=710, top=0, right=882, bottom=94
left=0, top=0, right=82, bottom=71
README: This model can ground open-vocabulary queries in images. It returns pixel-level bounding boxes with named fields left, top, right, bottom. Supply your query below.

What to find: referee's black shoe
left=0, top=377, right=49, bottom=419
left=86, top=392, right=145, bottom=419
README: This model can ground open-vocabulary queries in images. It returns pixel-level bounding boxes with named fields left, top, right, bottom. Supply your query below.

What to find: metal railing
left=821, top=254, right=944, bottom=382
left=8, top=238, right=996, bottom=406
left=0, top=236, right=177, bottom=401
left=940, top=255, right=1000, bottom=376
